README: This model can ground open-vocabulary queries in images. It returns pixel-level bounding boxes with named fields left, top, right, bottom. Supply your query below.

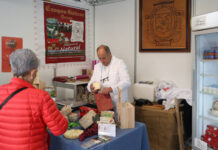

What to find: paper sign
left=98, top=123, right=116, bottom=137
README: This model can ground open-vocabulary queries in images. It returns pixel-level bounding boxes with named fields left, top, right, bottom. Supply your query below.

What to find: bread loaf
left=64, top=129, right=84, bottom=139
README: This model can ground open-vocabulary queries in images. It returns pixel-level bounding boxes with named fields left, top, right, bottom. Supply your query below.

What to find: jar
left=45, top=86, right=56, bottom=98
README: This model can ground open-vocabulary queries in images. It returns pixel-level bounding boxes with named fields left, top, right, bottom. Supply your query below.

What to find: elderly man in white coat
left=87, top=44, right=131, bottom=112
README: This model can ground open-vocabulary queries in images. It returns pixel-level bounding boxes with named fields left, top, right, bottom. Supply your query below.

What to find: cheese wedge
left=93, top=82, right=101, bottom=90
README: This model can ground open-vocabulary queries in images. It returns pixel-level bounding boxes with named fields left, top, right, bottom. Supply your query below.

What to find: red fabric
left=52, top=76, right=69, bottom=82
left=75, top=75, right=89, bottom=80
left=0, top=77, right=68, bottom=150
left=94, top=93, right=113, bottom=111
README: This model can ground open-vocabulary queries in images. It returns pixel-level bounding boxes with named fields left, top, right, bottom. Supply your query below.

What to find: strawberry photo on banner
left=44, top=2, right=86, bottom=63
left=2, top=37, right=23, bottom=72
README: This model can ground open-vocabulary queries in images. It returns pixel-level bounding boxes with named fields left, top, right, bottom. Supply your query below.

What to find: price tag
left=194, top=138, right=207, bottom=150
left=98, top=123, right=116, bottom=137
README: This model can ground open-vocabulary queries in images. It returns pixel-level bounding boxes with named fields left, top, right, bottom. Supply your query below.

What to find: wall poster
left=1, top=37, right=23, bottom=72
left=139, top=0, right=190, bottom=52
left=44, top=2, right=86, bottom=63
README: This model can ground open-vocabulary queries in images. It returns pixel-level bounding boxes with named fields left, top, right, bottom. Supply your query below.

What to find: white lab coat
left=87, top=56, right=131, bottom=107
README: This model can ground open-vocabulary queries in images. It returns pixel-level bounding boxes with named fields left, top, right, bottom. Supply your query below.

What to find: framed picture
left=139, top=0, right=191, bottom=52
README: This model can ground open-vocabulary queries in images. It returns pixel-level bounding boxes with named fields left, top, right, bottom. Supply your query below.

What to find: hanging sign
left=44, top=2, right=86, bottom=63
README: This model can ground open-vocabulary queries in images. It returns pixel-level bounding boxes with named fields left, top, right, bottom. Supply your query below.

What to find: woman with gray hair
left=0, top=49, right=68, bottom=150
left=10, top=49, right=39, bottom=82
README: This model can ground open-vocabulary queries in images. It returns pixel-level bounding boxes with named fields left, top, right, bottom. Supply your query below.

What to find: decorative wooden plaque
left=139, top=0, right=191, bottom=52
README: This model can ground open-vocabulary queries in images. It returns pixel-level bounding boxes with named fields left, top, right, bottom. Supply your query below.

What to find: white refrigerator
left=192, top=12, right=218, bottom=150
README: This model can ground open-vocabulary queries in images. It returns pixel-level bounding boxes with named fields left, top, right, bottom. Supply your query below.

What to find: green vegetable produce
left=68, top=122, right=80, bottom=130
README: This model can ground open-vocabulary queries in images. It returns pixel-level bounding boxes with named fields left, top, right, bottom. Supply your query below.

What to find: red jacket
left=0, top=77, right=68, bottom=150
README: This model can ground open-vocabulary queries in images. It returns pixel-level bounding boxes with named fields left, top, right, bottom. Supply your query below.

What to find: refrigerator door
left=192, top=28, right=218, bottom=150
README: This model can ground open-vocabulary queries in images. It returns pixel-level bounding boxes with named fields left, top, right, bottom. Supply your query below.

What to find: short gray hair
left=97, top=45, right=111, bottom=54
left=10, top=49, right=39, bottom=77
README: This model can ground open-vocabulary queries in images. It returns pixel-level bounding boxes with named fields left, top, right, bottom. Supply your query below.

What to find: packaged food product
left=101, top=111, right=114, bottom=118
left=68, top=112, right=79, bottom=122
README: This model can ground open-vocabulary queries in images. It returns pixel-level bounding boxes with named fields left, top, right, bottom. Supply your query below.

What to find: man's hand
left=101, top=87, right=113, bottom=95
left=90, top=83, right=98, bottom=93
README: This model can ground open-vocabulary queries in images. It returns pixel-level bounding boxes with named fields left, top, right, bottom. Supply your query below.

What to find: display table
left=49, top=122, right=150, bottom=150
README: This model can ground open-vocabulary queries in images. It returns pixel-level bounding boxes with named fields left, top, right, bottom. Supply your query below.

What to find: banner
left=44, top=2, right=86, bottom=63
left=2, top=37, right=23, bottom=72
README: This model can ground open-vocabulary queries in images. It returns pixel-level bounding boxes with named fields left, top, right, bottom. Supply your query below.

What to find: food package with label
left=98, top=117, right=115, bottom=124
left=68, top=112, right=80, bottom=122
left=79, top=110, right=97, bottom=129
left=101, top=111, right=114, bottom=118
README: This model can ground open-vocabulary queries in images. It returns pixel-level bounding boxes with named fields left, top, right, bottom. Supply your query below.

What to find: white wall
left=0, top=0, right=35, bottom=84
left=95, top=0, right=135, bottom=100
left=95, top=0, right=193, bottom=90
left=136, top=0, right=193, bottom=89
left=136, top=53, right=193, bottom=89
left=193, top=0, right=218, bottom=16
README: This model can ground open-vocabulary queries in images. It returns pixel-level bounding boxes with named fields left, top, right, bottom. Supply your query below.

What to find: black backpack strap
left=0, top=87, right=27, bottom=110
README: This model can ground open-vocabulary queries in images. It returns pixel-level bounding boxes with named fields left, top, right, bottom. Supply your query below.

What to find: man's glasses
left=100, top=77, right=109, bottom=83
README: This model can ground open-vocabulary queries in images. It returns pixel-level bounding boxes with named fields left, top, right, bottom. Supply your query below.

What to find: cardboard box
left=135, top=106, right=179, bottom=150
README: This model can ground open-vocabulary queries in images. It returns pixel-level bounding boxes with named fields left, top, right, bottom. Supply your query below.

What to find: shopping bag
left=117, top=87, right=135, bottom=129
left=94, top=93, right=113, bottom=111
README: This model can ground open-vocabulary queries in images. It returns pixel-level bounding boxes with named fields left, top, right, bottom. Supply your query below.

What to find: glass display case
left=193, top=30, right=218, bottom=150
